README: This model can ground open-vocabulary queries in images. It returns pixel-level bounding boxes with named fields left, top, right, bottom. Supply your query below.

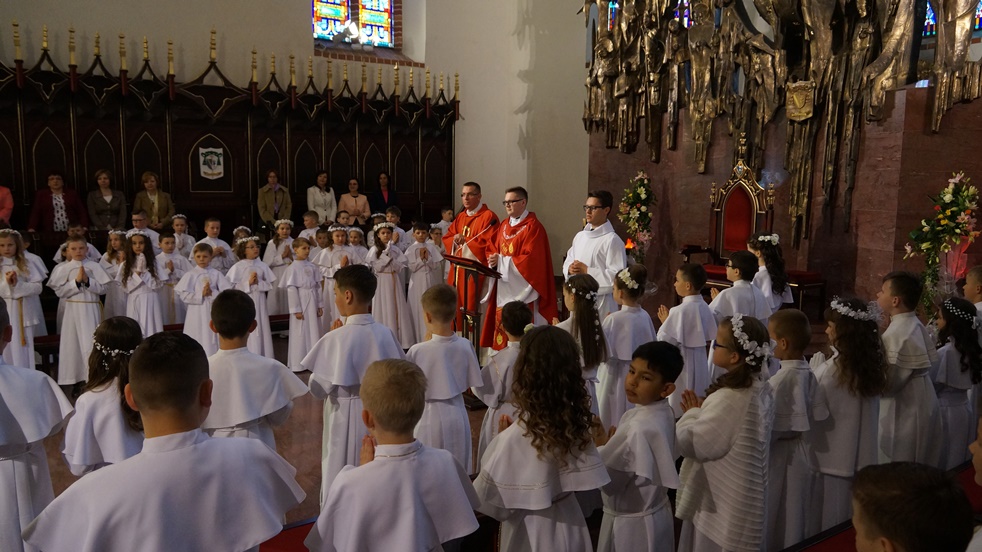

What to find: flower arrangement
left=618, top=170, right=656, bottom=263
left=904, top=171, right=980, bottom=306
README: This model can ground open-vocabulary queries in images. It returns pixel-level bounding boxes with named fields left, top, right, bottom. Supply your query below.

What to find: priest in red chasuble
left=482, top=186, right=557, bottom=349
left=443, top=181, right=500, bottom=332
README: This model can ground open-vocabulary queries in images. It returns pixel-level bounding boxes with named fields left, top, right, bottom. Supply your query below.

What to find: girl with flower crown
left=596, top=264, right=656, bottom=429
left=226, top=237, right=276, bottom=357
left=933, top=297, right=982, bottom=469
left=367, top=222, right=415, bottom=347
left=117, top=231, right=166, bottom=337
left=62, top=316, right=144, bottom=476
left=263, top=219, right=294, bottom=316
left=556, top=274, right=610, bottom=418
left=100, top=230, right=128, bottom=319
left=804, top=297, right=887, bottom=532
left=676, top=314, right=775, bottom=552
left=0, top=229, right=44, bottom=372
left=747, top=232, right=793, bottom=314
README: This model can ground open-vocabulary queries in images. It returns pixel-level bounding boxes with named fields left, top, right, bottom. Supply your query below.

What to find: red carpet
left=260, top=521, right=313, bottom=552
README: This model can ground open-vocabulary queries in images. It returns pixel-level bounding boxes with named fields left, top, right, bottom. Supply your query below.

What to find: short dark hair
left=303, top=210, right=319, bottom=219
left=678, top=263, right=708, bottom=290
left=335, top=264, right=376, bottom=304
left=586, top=190, right=613, bottom=210
left=462, top=181, right=482, bottom=194
left=211, top=290, right=256, bottom=338
left=158, top=230, right=175, bottom=242
left=128, top=332, right=208, bottom=412
left=44, top=168, right=65, bottom=181
left=204, top=217, right=221, bottom=226
left=67, top=221, right=84, bottom=230
left=132, top=209, right=148, bottom=218
left=336, top=210, right=350, bottom=218
left=728, top=250, right=758, bottom=281
left=852, top=462, right=973, bottom=552
left=505, top=186, right=528, bottom=201
left=501, top=301, right=534, bottom=337
left=632, top=341, right=684, bottom=383
left=385, top=206, right=401, bottom=218
left=883, top=271, right=923, bottom=310
left=441, top=206, right=454, bottom=213
left=412, top=222, right=429, bottom=233
left=192, top=242, right=213, bottom=255
left=769, top=309, right=811, bottom=353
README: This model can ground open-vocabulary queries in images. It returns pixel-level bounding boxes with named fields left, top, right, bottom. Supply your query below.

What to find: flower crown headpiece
left=523, top=323, right=535, bottom=334
left=373, top=222, right=395, bottom=233
left=348, top=226, right=364, bottom=235
left=235, top=236, right=260, bottom=246
left=617, top=268, right=639, bottom=290
left=756, top=233, right=780, bottom=245
left=943, top=298, right=979, bottom=329
left=274, top=219, right=294, bottom=228
left=371, top=212, right=387, bottom=219
left=730, top=313, right=771, bottom=362
left=109, top=230, right=127, bottom=236
left=233, top=226, right=252, bottom=236
left=327, top=224, right=347, bottom=233
left=171, top=213, right=187, bottom=221
left=92, top=338, right=136, bottom=370
left=570, top=286, right=598, bottom=301
left=830, top=296, right=881, bottom=322
left=126, top=230, right=149, bottom=239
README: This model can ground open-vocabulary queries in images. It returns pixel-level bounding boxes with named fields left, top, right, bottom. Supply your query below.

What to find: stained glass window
left=313, top=0, right=350, bottom=41
left=675, top=0, right=692, bottom=28
left=924, top=1, right=982, bottom=36
left=608, top=2, right=620, bottom=31
left=359, top=0, right=393, bottom=48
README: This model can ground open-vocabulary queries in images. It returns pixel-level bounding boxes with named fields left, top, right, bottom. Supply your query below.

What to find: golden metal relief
left=785, top=81, right=815, bottom=122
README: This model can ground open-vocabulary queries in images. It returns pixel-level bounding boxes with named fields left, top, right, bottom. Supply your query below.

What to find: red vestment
left=442, top=204, right=499, bottom=331
left=480, top=212, right=557, bottom=349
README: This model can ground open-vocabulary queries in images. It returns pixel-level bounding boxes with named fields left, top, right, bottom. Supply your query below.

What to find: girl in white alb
left=747, top=232, right=793, bottom=314
left=347, top=227, right=369, bottom=266
left=368, top=222, right=415, bottom=348
left=280, top=237, right=324, bottom=372
left=556, top=274, right=610, bottom=418
left=314, top=225, right=350, bottom=328
left=226, top=237, right=276, bottom=358
left=171, top=215, right=196, bottom=258
left=263, top=220, right=294, bottom=316
left=22, top=241, right=48, bottom=338
left=0, top=230, right=44, bottom=370
left=932, top=297, right=982, bottom=469
left=406, top=224, right=444, bottom=342
left=116, top=231, right=165, bottom=338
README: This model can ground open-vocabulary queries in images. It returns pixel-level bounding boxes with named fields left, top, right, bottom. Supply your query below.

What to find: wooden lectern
left=444, top=253, right=500, bottom=351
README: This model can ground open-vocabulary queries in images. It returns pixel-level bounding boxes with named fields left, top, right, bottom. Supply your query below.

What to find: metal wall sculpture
left=0, top=24, right=459, bottom=234
left=583, top=0, right=980, bottom=247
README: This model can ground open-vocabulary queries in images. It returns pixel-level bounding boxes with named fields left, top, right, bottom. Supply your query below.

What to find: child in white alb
left=593, top=341, right=682, bottom=552
left=170, top=214, right=195, bottom=258
left=175, top=243, right=233, bottom=357
left=226, top=237, right=276, bottom=358
left=406, top=222, right=444, bottom=342
left=368, top=222, right=415, bottom=347
left=305, top=359, right=479, bottom=552
left=281, top=238, right=324, bottom=373
left=658, top=263, right=717, bottom=418
left=116, top=231, right=165, bottom=337
left=0, top=229, right=44, bottom=371
left=556, top=274, right=610, bottom=417
left=314, top=225, right=350, bottom=329
left=100, top=230, right=128, bottom=319
left=263, top=219, right=294, bottom=316
left=876, top=271, right=942, bottom=465
left=406, top=285, right=482, bottom=471
left=299, top=211, right=320, bottom=242
left=932, top=297, right=981, bottom=469
left=347, top=227, right=369, bottom=266
left=747, top=232, right=793, bottom=314
left=156, top=231, right=192, bottom=325
left=429, top=225, right=449, bottom=281
left=597, top=265, right=657, bottom=429
left=21, top=234, right=48, bottom=338
left=201, top=290, right=308, bottom=450
left=192, top=218, right=235, bottom=274
left=707, top=250, right=771, bottom=381
left=61, top=317, right=144, bottom=476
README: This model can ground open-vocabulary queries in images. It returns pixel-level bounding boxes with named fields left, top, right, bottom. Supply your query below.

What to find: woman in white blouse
left=307, top=170, right=337, bottom=224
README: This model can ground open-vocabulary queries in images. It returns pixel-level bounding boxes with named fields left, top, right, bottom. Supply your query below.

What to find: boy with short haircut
left=765, top=309, right=830, bottom=550
left=876, top=271, right=943, bottom=464
left=299, top=210, right=321, bottom=241
left=202, top=290, right=308, bottom=449
left=301, top=264, right=405, bottom=502
left=22, top=332, right=305, bottom=552
left=175, top=243, right=233, bottom=357
left=964, top=265, right=982, bottom=309
left=335, top=210, right=351, bottom=226
left=53, top=222, right=101, bottom=263
left=192, top=217, right=234, bottom=273
left=406, top=284, right=482, bottom=470
left=129, top=210, right=161, bottom=255
left=385, top=206, right=409, bottom=252
left=305, top=359, right=480, bottom=552
left=592, top=341, right=683, bottom=552
left=708, top=250, right=772, bottom=324
left=157, top=230, right=192, bottom=325
left=406, top=222, right=444, bottom=341
left=657, top=263, right=717, bottom=417
left=311, top=226, right=330, bottom=259
left=434, top=206, right=454, bottom=234
left=429, top=225, right=449, bottom=280
left=851, top=462, right=973, bottom=552
left=0, top=299, right=73, bottom=552
left=47, top=236, right=113, bottom=390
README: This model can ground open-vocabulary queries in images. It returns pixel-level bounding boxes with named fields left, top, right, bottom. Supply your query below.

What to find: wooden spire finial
left=327, top=60, right=333, bottom=87
left=142, top=36, right=149, bottom=61
left=167, top=40, right=174, bottom=75
left=12, top=21, right=21, bottom=61
left=289, top=54, right=296, bottom=86
left=94, top=32, right=101, bottom=57
left=270, top=53, right=276, bottom=74
left=454, top=72, right=459, bottom=99
left=343, top=62, right=348, bottom=82
left=251, top=48, right=257, bottom=82
left=307, top=56, right=313, bottom=78
left=361, top=62, right=367, bottom=93
left=425, top=68, right=431, bottom=96
left=68, top=27, right=76, bottom=66
left=119, top=33, right=127, bottom=71
left=209, top=28, right=216, bottom=61
left=393, top=64, right=400, bottom=90
left=42, top=25, right=48, bottom=51
left=439, top=72, right=444, bottom=91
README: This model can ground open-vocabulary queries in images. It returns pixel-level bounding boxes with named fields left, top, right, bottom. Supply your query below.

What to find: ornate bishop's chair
left=680, top=139, right=826, bottom=312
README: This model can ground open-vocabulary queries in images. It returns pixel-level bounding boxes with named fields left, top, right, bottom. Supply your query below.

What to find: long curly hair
left=824, top=298, right=888, bottom=397
left=511, top=326, right=594, bottom=466
left=84, top=317, right=144, bottom=432
left=747, top=231, right=788, bottom=295
left=938, top=297, right=982, bottom=384
left=120, top=234, right=158, bottom=286
left=0, top=229, right=28, bottom=273
left=706, top=316, right=769, bottom=396
left=563, top=274, right=609, bottom=369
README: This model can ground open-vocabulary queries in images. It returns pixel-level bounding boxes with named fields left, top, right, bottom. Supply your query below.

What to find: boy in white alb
left=406, top=284, right=483, bottom=471
left=765, top=310, right=830, bottom=550
left=156, top=231, right=192, bottom=325
left=563, top=190, right=626, bottom=319
left=658, top=264, right=717, bottom=417
left=876, top=271, right=943, bottom=465
left=281, top=238, right=324, bottom=372
left=175, top=243, right=233, bottom=357
left=385, top=207, right=410, bottom=253
left=406, top=222, right=444, bottom=342
left=707, top=250, right=771, bottom=381
left=0, top=300, right=73, bottom=552
left=47, top=237, right=113, bottom=390
left=305, top=359, right=480, bottom=552
left=23, top=332, right=305, bottom=552
left=429, top=225, right=449, bottom=281
left=52, top=223, right=102, bottom=263
left=201, top=290, right=308, bottom=450
left=299, top=210, right=320, bottom=241
left=192, top=217, right=234, bottom=274
left=300, top=264, right=405, bottom=503
left=593, top=341, right=682, bottom=552
left=962, top=266, right=982, bottom=420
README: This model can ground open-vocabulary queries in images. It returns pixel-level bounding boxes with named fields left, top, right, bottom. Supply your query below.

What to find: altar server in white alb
left=116, top=231, right=166, bottom=337
left=176, top=242, right=233, bottom=357
left=406, top=284, right=482, bottom=471
left=192, top=217, right=235, bottom=274
left=406, top=222, right=444, bottom=342
left=306, top=359, right=480, bottom=552
left=263, top=219, right=294, bottom=316
left=764, top=310, right=830, bottom=550
left=747, top=232, right=793, bottom=315
left=932, top=297, right=982, bottom=469
left=0, top=300, right=73, bottom=552
left=471, top=301, right=531, bottom=469
left=301, top=265, right=405, bottom=503
left=367, top=221, right=415, bottom=347
left=201, top=290, right=307, bottom=450
left=563, top=190, right=626, bottom=319
left=61, top=317, right=145, bottom=476
left=280, top=237, right=324, bottom=373
left=22, top=332, right=305, bottom=552
left=876, top=271, right=942, bottom=465
left=156, top=230, right=192, bottom=325
left=675, top=314, right=774, bottom=552
left=597, top=265, right=657, bottom=429
left=658, top=264, right=717, bottom=418
left=226, top=236, right=276, bottom=358
left=594, top=341, right=682, bottom=552
left=0, top=229, right=44, bottom=371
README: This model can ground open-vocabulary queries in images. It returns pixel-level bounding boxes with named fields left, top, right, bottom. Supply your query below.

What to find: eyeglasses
left=502, top=199, right=525, bottom=206
left=712, top=342, right=731, bottom=350
left=583, top=205, right=605, bottom=212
